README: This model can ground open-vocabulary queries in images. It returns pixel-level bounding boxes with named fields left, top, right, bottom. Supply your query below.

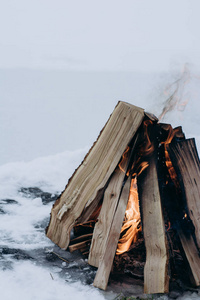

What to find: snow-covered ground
left=1, top=68, right=200, bottom=300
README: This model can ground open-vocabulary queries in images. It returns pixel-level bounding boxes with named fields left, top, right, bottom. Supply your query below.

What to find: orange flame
left=160, top=126, right=182, bottom=187
left=116, top=176, right=141, bottom=255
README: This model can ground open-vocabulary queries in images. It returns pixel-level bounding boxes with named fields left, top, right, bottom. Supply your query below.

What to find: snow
left=1, top=67, right=200, bottom=300
left=0, top=261, right=108, bottom=300
left=0, top=148, right=117, bottom=300
left=0, top=149, right=87, bottom=250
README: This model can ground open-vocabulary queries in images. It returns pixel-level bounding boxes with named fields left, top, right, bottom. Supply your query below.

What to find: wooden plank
left=167, top=139, right=200, bottom=249
left=157, top=138, right=200, bottom=287
left=138, top=154, right=169, bottom=294
left=178, top=228, right=200, bottom=286
left=46, top=101, right=144, bottom=249
left=88, top=163, right=129, bottom=267
left=93, top=176, right=131, bottom=290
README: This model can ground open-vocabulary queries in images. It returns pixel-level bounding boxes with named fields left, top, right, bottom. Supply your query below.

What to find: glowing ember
left=116, top=176, right=141, bottom=255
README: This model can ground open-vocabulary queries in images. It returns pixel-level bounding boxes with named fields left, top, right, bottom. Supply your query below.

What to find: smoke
left=158, top=64, right=191, bottom=121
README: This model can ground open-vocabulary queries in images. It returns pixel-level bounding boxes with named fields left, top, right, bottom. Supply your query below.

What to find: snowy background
left=1, top=1, right=200, bottom=299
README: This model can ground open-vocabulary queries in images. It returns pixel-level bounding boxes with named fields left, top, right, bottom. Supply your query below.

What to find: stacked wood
left=46, top=101, right=200, bottom=295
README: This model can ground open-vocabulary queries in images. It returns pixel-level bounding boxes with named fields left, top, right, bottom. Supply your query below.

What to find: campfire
left=46, top=101, right=200, bottom=294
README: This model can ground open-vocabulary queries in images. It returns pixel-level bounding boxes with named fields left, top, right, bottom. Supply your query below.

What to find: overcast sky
left=0, top=0, right=200, bottom=72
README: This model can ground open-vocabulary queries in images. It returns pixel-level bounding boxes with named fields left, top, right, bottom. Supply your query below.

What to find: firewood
left=88, top=150, right=130, bottom=268
left=46, top=101, right=144, bottom=249
left=178, top=228, right=200, bottom=286
left=158, top=138, right=200, bottom=287
left=93, top=176, right=132, bottom=290
left=45, top=100, right=200, bottom=293
left=68, top=240, right=91, bottom=253
left=138, top=151, right=169, bottom=294
left=167, top=139, right=200, bottom=249
left=69, top=233, right=93, bottom=245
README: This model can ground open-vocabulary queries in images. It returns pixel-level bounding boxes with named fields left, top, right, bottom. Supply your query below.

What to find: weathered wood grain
left=167, top=139, right=200, bottom=249
left=88, top=162, right=129, bottom=267
left=178, top=228, right=200, bottom=286
left=93, top=176, right=132, bottom=290
left=138, top=154, right=169, bottom=294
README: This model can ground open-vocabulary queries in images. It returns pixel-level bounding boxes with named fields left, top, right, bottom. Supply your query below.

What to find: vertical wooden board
left=178, top=228, right=200, bottom=286
left=46, top=102, right=144, bottom=249
left=93, top=176, right=131, bottom=290
left=88, top=167, right=127, bottom=268
left=167, top=139, right=200, bottom=249
left=138, top=155, right=169, bottom=294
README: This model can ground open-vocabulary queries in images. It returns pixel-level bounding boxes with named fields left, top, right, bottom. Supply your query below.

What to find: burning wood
left=116, top=176, right=141, bottom=255
left=46, top=101, right=200, bottom=294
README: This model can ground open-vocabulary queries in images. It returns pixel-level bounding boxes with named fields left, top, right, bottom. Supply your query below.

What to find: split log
left=138, top=153, right=169, bottom=294
left=93, top=176, right=132, bottom=290
left=69, top=233, right=93, bottom=245
left=46, top=101, right=144, bottom=249
left=178, top=228, right=200, bottom=286
left=158, top=137, right=200, bottom=287
left=69, top=240, right=91, bottom=253
left=88, top=147, right=131, bottom=267
left=167, top=139, right=200, bottom=249
left=69, top=233, right=92, bottom=253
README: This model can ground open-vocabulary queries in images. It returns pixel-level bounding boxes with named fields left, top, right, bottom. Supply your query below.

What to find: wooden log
left=93, top=176, right=132, bottom=290
left=69, top=240, right=91, bottom=253
left=157, top=139, right=200, bottom=287
left=46, top=101, right=144, bottom=249
left=88, top=167, right=128, bottom=267
left=69, top=233, right=93, bottom=245
left=138, top=153, right=169, bottom=294
left=167, top=139, right=200, bottom=250
left=178, top=228, right=200, bottom=286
